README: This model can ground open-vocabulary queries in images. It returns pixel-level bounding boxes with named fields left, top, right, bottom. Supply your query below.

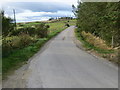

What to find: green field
left=2, top=20, right=76, bottom=79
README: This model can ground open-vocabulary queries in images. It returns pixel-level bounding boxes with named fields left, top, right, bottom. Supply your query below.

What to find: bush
left=10, top=27, right=36, bottom=36
left=35, top=23, right=49, bottom=38
left=10, top=23, right=49, bottom=38
left=10, top=29, right=22, bottom=36
left=19, top=33, right=34, bottom=47
left=2, top=34, right=35, bottom=57
left=2, top=36, right=19, bottom=56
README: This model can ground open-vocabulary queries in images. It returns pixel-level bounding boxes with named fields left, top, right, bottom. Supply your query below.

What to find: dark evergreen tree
left=76, top=2, right=120, bottom=46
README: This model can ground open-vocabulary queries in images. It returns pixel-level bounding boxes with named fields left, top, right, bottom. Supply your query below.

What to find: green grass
left=3, top=38, right=47, bottom=78
left=2, top=20, right=76, bottom=79
left=17, top=22, right=42, bottom=27
left=47, top=21, right=66, bottom=31
left=75, top=29, right=115, bottom=54
left=68, top=20, right=76, bottom=26
left=17, top=20, right=76, bottom=29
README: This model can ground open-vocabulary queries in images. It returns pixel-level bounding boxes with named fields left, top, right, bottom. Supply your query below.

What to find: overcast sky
left=0, top=0, right=78, bottom=22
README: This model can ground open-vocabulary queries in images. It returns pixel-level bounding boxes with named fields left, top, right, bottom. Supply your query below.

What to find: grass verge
left=75, top=29, right=114, bottom=54
left=74, top=29, right=119, bottom=64
left=2, top=38, right=47, bottom=78
left=2, top=20, right=76, bottom=79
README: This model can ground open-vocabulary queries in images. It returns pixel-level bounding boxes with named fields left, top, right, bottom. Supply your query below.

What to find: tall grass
left=75, top=29, right=120, bottom=64
left=75, top=29, right=114, bottom=54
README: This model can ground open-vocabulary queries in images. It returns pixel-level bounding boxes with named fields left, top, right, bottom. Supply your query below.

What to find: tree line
left=75, top=2, right=120, bottom=47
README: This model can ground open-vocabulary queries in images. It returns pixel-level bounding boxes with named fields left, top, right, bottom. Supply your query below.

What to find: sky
left=0, top=0, right=78, bottom=22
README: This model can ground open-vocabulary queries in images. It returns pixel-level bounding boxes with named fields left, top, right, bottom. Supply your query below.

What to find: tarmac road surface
left=26, top=26, right=118, bottom=88
left=3, top=26, right=118, bottom=88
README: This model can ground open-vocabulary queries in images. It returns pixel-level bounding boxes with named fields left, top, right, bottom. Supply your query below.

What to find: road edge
left=72, top=27, right=118, bottom=70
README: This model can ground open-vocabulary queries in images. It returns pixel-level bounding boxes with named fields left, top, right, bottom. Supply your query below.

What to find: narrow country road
left=3, top=26, right=118, bottom=88
left=26, top=26, right=118, bottom=88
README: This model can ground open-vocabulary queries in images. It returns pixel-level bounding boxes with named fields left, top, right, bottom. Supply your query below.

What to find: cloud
left=1, top=1, right=77, bottom=22
left=3, top=2, right=73, bottom=13
left=11, top=10, right=74, bottom=22
left=43, top=11, right=74, bottom=17
left=1, top=0, right=78, bottom=5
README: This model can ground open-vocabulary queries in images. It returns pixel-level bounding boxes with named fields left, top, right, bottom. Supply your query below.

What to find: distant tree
left=49, top=18, right=54, bottom=21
